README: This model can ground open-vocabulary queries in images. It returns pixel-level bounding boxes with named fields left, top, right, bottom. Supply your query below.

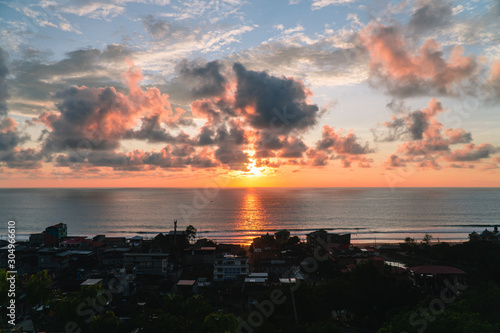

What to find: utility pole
left=174, top=219, right=177, bottom=246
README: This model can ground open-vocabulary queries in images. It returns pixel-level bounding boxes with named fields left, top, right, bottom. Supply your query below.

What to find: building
left=29, top=233, right=45, bottom=247
left=176, top=279, right=199, bottom=296
left=104, top=237, right=127, bottom=247
left=213, top=254, right=249, bottom=282
left=102, top=248, right=130, bottom=267
left=123, top=253, right=171, bottom=276
left=250, top=234, right=279, bottom=268
left=306, top=230, right=351, bottom=251
left=184, top=247, right=216, bottom=268
left=44, top=223, right=68, bottom=246
left=408, top=265, right=466, bottom=295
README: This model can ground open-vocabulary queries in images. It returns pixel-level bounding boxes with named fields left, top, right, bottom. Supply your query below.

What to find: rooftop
left=81, top=278, right=102, bottom=286
left=408, top=265, right=466, bottom=275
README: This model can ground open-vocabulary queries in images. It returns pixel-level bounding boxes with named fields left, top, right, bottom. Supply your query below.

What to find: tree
left=275, top=230, right=290, bottom=244
left=186, top=225, right=197, bottom=243
left=90, top=311, right=119, bottom=333
left=422, top=234, right=433, bottom=245
left=203, top=312, right=238, bottom=333
left=24, top=270, right=52, bottom=306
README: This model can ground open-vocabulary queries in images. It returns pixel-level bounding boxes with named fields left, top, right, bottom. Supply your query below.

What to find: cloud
left=306, top=148, right=329, bottom=167
left=231, top=32, right=368, bottom=87
left=178, top=60, right=228, bottom=99
left=378, top=98, right=499, bottom=169
left=38, top=62, right=186, bottom=154
left=254, top=131, right=308, bottom=158
left=311, top=0, right=356, bottom=10
left=359, top=23, right=480, bottom=97
left=10, top=44, right=133, bottom=116
left=58, top=0, right=126, bottom=19
left=0, top=118, right=29, bottom=152
left=142, top=15, right=189, bottom=40
left=316, top=125, right=373, bottom=154
left=384, top=154, right=407, bottom=169
left=445, top=143, right=499, bottom=162
left=408, top=0, right=453, bottom=35
left=0, top=47, right=10, bottom=117
left=233, top=62, right=321, bottom=133
left=0, top=148, right=43, bottom=169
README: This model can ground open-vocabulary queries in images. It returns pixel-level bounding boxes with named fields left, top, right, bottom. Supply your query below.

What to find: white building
left=213, top=254, right=249, bottom=281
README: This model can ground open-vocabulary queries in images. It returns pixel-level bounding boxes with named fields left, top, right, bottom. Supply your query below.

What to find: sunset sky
left=0, top=0, right=499, bottom=187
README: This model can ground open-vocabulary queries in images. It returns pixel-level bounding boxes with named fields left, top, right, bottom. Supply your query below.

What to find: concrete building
left=213, top=254, right=249, bottom=282
left=44, top=223, right=67, bottom=246
left=123, top=253, right=170, bottom=276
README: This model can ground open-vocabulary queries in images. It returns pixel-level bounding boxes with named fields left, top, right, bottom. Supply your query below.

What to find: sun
left=246, top=158, right=263, bottom=177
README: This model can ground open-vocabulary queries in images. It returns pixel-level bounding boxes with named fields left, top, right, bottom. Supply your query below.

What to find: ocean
left=1, top=187, right=499, bottom=245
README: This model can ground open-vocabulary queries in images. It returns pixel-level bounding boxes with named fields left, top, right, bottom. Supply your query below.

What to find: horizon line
left=1, top=186, right=500, bottom=189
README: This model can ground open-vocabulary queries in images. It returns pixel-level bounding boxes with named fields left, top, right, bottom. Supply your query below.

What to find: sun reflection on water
left=236, top=189, right=265, bottom=244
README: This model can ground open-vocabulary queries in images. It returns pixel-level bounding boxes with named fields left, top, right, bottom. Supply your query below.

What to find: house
left=38, top=248, right=67, bottom=270
left=176, top=279, right=199, bottom=296
left=123, top=253, right=171, bottom=276
left=104, top=237, right=127, bottom=247
left=408, top=265, right=466, bottom=295
left=130, top=236, right=143, bottom=247
left=80, top=278, right=102, bottom=288
left=469, top=226, right=499, bottom=242
left=102, top=248, right=130, bottom=267
left=29, top=233, right=45, bottom=247
left=213, top=254, right=249, bottom=282
left=250, top=234, right=279, bottom=268
left=183, top=247, right=216, bottom=276
left=242, top=273, right=270, bottom=309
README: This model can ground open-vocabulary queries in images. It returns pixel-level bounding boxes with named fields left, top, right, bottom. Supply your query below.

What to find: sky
left=0, top=0, right=499, bottom=187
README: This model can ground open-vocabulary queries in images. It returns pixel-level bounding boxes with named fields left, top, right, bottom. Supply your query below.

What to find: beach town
left=1, top=221, right=499, bottom=332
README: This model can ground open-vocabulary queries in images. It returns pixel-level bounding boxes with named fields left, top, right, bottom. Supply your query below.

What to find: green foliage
left=134, top=294, right=232, bottom=333
left=24, top=270, right=52, bottom=306
left=203, top=312, right=238, bottom=333
left=247, top=261, right=422, bottom=332
left=379, top=278, right=500, bottom=332
left=0, top=269, right=9, bottom=305
left=90, top=311, right=119, bottom=333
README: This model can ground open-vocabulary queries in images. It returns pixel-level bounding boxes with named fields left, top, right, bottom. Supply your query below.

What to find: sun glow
left=246, top=158, right=264, bottom=177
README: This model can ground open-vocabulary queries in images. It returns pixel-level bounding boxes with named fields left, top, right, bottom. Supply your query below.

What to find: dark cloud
left=0, top=148, right=42, bottom=169
left=39, top=64, right=188, bottom=155
left=374, top=98, right=448, bottom=145
left=0, top=47, right=9, bottom=117
left=142, top=15, right=187, bottom=40
left=408, top=110, right=429, bottom=140
left=212, top=123, right=250, bottom=170
left=384, top=154, right=407, bottom=169
left=124, top=115, right=192, bottom=144
left=380, top=98, right=499, bottom=169
left=178, top=60, right=227, bottom=99
left=306, top=148, right=329, bottom=167
left=10, top=44, right=132, bottom=115
left=409, top=0, right=453, bottom=35
left=316, top=125, right=373, bottom=155
left=0, top=118, right=29, bottom=151
left=233, top=63, right=320, bottom=134
left=446, top=143, right=499, bottom=162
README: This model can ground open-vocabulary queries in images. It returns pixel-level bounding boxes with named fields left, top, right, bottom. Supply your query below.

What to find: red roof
left=408, top=265, right=465, bottom=275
